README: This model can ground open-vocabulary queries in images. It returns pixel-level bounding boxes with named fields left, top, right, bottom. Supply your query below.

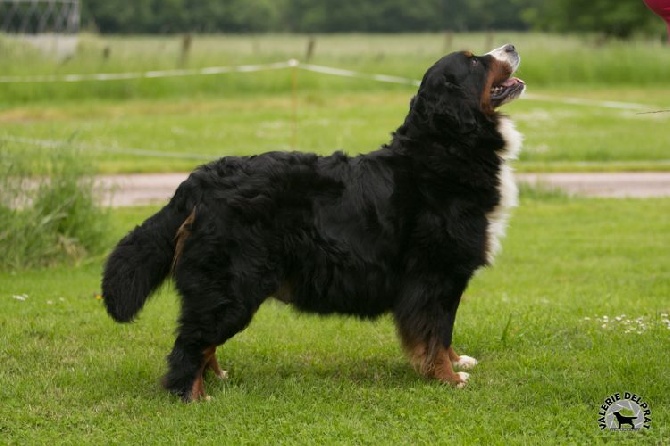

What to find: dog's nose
left=503, top=44, right=516, bottom=53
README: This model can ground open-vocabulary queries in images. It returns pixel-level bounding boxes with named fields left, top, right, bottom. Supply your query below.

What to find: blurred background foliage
left=79, top=0, right=665, bottom=39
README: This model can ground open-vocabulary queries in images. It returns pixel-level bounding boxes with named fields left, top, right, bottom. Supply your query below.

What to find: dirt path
left=516, top=172, right=670, bottom=198
left=96, top=172, right=670, bottom=207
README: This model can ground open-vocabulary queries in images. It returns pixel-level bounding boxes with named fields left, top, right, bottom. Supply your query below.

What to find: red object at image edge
left=644, top=0, right=670, bottom=20
left=644, top=0, right=670, bottom=41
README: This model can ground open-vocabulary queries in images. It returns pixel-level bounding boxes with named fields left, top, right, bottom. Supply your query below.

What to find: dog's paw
left=455, top=372, right=470, bottom=388
left=215, top=370, right=228, bottom=380
left=453, top=355, right=478, bottom=370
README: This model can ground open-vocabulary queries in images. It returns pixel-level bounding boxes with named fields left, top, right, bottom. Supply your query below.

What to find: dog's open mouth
left=491, top=77, right=525, bottom=108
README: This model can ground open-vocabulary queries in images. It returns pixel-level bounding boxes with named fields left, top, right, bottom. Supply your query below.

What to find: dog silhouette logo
left=611, top=410, right=637, bottom=429
left=598, top=392, right=652, bottom=430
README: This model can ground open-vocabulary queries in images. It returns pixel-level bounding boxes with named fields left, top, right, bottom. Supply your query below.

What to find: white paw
left=453, top=355, right=478, bottom=370
left=215, top=370, right=229, bottom=380
left=455, top=372, right=470, bottom=388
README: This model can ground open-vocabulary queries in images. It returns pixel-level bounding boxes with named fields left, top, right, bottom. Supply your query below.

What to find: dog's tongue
left=503, top=77, right=524, bottom=87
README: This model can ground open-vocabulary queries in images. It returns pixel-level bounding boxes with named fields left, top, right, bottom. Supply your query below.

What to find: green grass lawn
left=2, top=87, right=669, bottom=174
left=1, top=197, right=668, bottom=443
left=2, top=33, right=669, bottom=88
left=1, top=32, right=669, bottom=173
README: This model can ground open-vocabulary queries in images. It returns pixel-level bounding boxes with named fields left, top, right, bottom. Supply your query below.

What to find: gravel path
left=96, top=172, right=670, bottom=207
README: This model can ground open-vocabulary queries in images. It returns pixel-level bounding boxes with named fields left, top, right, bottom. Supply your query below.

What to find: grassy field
left=1, top=89, right=669, bottom=174
left=1, top=33, right=669, bottom=173
left=2, top=33, right=669, bottom=89
left=0, top=196, right=668, bottom=443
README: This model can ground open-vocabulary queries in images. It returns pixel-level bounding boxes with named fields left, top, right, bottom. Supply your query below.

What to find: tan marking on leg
left=205, top=346, right=228, bottom=379
left=395, top=319, right=467, bottom=384
left=189, top=373, right=205, bottom=401
left=402, top=336, right=457, bottom=380
left=400, top=336, right=434, bottom=377
left=434, top=346, right=469, bottom=387
left=447, top=345, right=460, bottom=363
left=187, top=346, right=217, bottom=402
left=433, top=347, right=460, bottom=382
left=408, top=341, right=430, bottom=375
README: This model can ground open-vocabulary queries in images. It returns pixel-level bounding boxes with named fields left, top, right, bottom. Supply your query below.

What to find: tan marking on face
left=480, top=57, right=513, bottom=115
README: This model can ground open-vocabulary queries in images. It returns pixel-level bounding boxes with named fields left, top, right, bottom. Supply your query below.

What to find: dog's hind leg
left=164, top=214, right=276, bottom=401
left=161, top=334, right=209, bottom=402
left=205, top=346, right=228, bottom=380
left=186, top=346, right=227, bottom=401
left=164, top=259, right=274, bottom=402
left=163, top=295, right=262, bottom=402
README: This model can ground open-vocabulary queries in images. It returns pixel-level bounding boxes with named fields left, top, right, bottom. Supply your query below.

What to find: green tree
left=81, top=0, right=662, bottom=36
left=83, top=0, right=153, bottom=33
left=517, top=0, right=662, bottom=38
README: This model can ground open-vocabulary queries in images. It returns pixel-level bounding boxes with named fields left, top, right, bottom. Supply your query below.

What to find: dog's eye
left=470, top=58, right=479, bottom=67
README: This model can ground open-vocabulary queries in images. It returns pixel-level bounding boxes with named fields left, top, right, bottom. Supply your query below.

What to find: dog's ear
left=403, top=85, right=479, bottom=135
left=447, top=102, right=478, bottom=134
left=434, top=90, right=478, bottom=134
left=416, top=72, right=480, bottom=134
left=443, top=73, right=460, bottom=91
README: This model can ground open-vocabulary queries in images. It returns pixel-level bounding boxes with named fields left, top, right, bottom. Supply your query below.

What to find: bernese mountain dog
left=102, top=44, right=525, bottom=401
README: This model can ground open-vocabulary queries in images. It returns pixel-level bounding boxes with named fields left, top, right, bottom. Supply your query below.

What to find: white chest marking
left=485, top=117, right=522, bottom=264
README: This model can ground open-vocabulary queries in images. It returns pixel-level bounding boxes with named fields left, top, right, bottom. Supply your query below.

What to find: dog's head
left=406, top=44, right=525, bottom=134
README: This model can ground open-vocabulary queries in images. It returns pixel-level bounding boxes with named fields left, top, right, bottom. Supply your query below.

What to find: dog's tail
left=101, top=198, right=196, bottom=323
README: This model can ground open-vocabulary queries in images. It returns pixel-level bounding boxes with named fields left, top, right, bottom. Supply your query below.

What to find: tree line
left=81, top=0, right=663, bottom=38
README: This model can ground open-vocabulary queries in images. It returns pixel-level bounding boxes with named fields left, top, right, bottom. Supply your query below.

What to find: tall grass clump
left=0, top=146, right=110, bottom=270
